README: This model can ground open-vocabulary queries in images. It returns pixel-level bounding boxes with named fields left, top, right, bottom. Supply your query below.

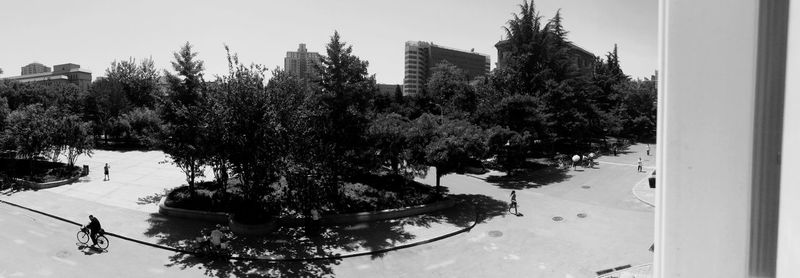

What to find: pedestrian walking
left=613, top=145, right=617, bottom=156
left=646, top=144, right=651, bottom=156
left=637, top=157, right=643, bottom=172
left=103, top=163, right=110, bottom=181
left=572, top=155, right=580, bottom=170
left=509, top=190, right=518, bottom=215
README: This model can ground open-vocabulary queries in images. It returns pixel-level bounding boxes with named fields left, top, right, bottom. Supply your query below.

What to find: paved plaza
left=0, top=145, right=656, bottom=277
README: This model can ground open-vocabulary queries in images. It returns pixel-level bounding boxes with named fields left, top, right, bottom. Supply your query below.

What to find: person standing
left=646, top=144, right=651, bottom=156
left=509, top=190, right=518, bottom=215
left=613, top=145, right=618, bottom=156
left=103, top=163, right=110, bottom=181
left=637, top=157, right=643, bottom=172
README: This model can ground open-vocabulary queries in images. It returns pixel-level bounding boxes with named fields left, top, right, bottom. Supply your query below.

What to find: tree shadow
left=144, top=193, right=509, bottom=277
left=0, top=181, right=34, bottom=196
left=137, top=188, right=174, bottom=205
left=484, top=166, right=572, bottom=190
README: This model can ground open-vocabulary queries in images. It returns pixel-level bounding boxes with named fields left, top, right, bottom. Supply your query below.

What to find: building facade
left=494, top=39, right=596, bottom=75
left=21, top=62, right=51, bottom=75
left=2, top=62, right=92, bottom=91
left=403, top=41, right=491, bottom=96
left=284, top=43, right=323, bottom=81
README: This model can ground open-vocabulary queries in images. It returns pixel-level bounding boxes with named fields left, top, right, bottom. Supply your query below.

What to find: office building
left=494, top=39, right=595, bottom=75
left=403, top=41, right=491, bottom=96
left=284, top=43, right=323, bottom=81
left=21, top=62, right=51, bottom=75
left=377, top=83, right=402, bottom=96
left=1, top=62, right=92, bottom=91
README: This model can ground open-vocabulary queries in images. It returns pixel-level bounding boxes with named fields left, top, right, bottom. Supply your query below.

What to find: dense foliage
left=0, top=0, right=656, bottom=214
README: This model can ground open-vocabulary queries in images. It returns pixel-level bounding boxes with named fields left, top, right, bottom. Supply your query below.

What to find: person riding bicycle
left=84, top=215, right=102, bottom=247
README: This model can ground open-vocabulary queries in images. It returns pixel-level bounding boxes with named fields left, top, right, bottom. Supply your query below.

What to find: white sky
left=0, top=0, right=657, bottom=84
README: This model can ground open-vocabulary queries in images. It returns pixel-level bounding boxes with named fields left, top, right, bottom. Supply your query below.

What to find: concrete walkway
left=1, top=145, right=656, bottom=277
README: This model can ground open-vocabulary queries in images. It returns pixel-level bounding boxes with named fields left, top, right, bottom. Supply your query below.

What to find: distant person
left=509, top=190, right=518, bottom=215
left=84, top=215, right=102, bottom=247
left=103, top=163, right=110, bottom=181
left=637, top=157, right=643, bottom=172
left=646, top=144, right=651, bottom=156
left=308, top=208, right=322, bottom=236
left=209, top=227, right=224, bottom=248
left=613, top=145, right=618, bottom=156
left=572, top=155, right=580, bottom=170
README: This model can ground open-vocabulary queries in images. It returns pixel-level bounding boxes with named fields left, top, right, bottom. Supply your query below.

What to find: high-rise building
left=494, top=39, right=596, bottom=75
left=21, top=62, right=51, bottom=75
left=284, top=43, right=323, bottom=81
left=2, top=62, right=92, bottom=91
left=403, top=41, right=491, bottom=96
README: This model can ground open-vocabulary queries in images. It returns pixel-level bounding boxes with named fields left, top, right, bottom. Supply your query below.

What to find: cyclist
left=84, top=215, right=102, bottom=247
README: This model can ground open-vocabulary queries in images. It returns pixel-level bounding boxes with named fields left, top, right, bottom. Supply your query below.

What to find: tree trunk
left=435, top=167, right=441, bottom=197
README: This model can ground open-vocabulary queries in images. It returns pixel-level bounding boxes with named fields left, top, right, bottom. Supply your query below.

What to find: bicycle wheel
left=96, top=235, right=109, bottom=250
left=77, top=230, right=90, bottom=244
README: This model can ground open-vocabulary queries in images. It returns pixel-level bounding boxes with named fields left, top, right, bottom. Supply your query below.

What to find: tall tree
left=312, top=31, right=378, bottom=184
left=161, top=42, right=207, bottom=191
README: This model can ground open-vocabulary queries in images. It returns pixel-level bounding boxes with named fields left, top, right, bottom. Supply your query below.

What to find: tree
left=4, top=104, right=55, bottom=161
left=86, top=78, right=129, bottom=142
left=116, top=107, right=162, bottom=146
left=105, top=57, right=161, bottom=109
left=216, top=47, right=281, bottom=200
left=394, top=85, right=403, bottom=103
left=52, top=113, right=94, bottom=166
left=312, top=31, right=378, bottom=183
left=406, top=114, right=486, bottom=193
left=426, top=61, right=477, bottom=118
left=500, top=1, right=578, bottom=96
left=367, top=113, right=411, bottom=175
left=486, top=126, right=532, bottom=173
left=161, top=42, right=207, bottom=191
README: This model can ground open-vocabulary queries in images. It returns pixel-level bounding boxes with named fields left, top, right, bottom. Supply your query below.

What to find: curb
left=631, top=177, right=655, bottom=207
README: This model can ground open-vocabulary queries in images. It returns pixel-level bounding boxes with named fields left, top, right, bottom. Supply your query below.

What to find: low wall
left=15, top=173, right=82, bottom=190
left=318, top=198, right=456, bottom=225
left=157, top=197, right=230, bottom=224
left=158, top=189, right=456, bottom=228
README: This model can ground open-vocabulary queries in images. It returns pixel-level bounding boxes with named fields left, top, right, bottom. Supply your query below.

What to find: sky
left=0, top=0, right=657, bottom=84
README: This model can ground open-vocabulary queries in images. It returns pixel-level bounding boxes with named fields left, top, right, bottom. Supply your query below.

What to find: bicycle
left=77, top=227, right=109, bottom=250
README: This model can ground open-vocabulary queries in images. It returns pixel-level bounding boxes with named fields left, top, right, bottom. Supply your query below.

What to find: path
left=0, top=144, right=656, bottom=277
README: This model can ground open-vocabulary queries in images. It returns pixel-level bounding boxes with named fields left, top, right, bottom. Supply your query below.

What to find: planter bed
left=159, top=188, right=456, bottom=228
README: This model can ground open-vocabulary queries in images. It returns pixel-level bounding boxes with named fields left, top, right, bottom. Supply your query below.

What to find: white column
left=777, top=1, right=800, bottom=276
left=655, top=0, right=759, bottom=276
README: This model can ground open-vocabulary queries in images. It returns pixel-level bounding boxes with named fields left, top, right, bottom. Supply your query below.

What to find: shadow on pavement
left=143, top=194, right=508, bottom=277
left=484, top=166, right=572, bottom=190
left=137, top=188, right=175, bottom=205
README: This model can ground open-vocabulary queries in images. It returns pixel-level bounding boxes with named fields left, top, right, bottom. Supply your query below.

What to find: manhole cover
left=552, top=216, right=563, bottom=222
left=581, top=185, right=591, bottom=189
left=488, top=230, right=503, bottom=237
left=577, top=213, right=587, bottom=218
